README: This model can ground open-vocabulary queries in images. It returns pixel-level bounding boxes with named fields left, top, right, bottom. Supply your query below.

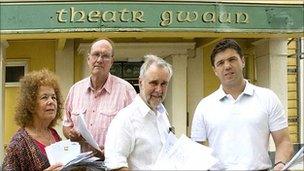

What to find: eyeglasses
left=89, top=52, right=112, bottom=61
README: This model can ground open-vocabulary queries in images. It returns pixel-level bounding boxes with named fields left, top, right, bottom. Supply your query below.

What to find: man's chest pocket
left=97, top=108, right=119, bottom=128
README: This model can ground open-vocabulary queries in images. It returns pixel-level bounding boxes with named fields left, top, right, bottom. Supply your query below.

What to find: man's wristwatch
left=274, top=161, right=286, bottom=167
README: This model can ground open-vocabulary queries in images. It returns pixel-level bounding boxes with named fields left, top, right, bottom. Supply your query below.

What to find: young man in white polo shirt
left=191, top=39, right=293, bottom=170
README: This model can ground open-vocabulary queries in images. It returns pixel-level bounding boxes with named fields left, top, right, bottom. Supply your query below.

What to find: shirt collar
left=243, top=80, right=254, bottom=96
left=215, top=79, right=254, bottom=101
left=102, top=73, right=112, bottom=94
left=135, top=95, right=167, bottom=118
left=86, top=73, right=112, bottom=94
left=85, top=77, right=91, bottom=93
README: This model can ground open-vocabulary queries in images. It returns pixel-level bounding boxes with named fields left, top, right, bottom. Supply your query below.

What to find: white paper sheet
left=157, top=132, right=177, bottom=159
left=64, top=151, right=99, bottom=167
left=76, top=113, right=101, bottom=151
left=283, top=146, right=304, bottom=170
left=45, top=140, right=81, bottom=165
left=46, top=140, right=99, bottom=167
left=154, top=134, right=218, bottom=170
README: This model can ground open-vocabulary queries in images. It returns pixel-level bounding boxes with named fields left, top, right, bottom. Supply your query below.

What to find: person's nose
left=224, top=61, right=232, bottom=69
left=155, top=84, right=163, bottom=93
left=47, top=97, right=55, bottom=105
left=96, top=55, right=104, bottom=63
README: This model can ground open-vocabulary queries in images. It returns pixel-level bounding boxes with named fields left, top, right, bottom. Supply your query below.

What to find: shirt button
left=93, top=110, right=95, bottom=112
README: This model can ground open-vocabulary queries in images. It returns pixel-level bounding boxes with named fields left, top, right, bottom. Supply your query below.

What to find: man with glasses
left=63, top=39, right=136, bottom=160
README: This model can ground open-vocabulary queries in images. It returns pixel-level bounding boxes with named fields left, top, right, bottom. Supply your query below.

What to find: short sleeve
left=268, top=91, right=288, bottom=132
left=191, top=101, right=207, bottom=142
left=105, top=112, right=134, bottom=170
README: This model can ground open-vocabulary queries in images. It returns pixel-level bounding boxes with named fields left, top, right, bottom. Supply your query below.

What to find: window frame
left=5, top=59, right=29, bottom=87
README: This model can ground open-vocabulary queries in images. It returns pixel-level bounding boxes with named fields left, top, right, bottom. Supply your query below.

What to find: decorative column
left=0, top=41, right=9, bottom=161
left=164, top=54, right=188, bottom=137
left=297, top=38, right=304, bottom=144
left=55, top=39, right=74, bottom=138
left=78, top=44, right=90, bottom=79
left=253, top=38, right=288, bottom=151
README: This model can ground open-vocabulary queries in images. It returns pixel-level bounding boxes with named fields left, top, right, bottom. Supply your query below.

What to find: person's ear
left=110, top=56, right=114, bottom=65
left=87, top=55, right=90, bottom=63
left=139, top=77, right=142, bottom=87
left=241, top=56, right=245, bottom=68
left=212, top=66, right=219, bottom=77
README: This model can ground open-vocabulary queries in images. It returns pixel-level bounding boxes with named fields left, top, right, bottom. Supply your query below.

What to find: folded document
left=45, top=140, right=99, bottom=167
left=76, top=113, right=101, bottom=151
left=154, top=134, right=218, bottom=170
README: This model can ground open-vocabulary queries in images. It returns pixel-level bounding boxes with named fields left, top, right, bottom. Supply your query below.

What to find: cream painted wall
left=4, top=40, right=55, bottom=147
left=4, top=88, right=18, bottom=146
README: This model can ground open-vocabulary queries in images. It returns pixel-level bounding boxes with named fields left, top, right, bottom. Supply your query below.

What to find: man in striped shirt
left=63, top=39, right=136, bottom=159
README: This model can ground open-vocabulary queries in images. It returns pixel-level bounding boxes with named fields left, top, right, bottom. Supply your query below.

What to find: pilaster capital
left=78, top=42, right=196, bottom=61
left=0, top=41, right=9, bottom=57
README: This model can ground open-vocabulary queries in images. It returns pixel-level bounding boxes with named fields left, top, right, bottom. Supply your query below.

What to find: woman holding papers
left=3, top=69, right=64, bottom=171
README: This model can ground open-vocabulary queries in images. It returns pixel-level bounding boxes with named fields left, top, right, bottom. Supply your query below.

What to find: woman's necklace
left=26, top=127, right=55, bottom=146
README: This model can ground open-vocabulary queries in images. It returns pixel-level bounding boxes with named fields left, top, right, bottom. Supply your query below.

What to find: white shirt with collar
left=191, top=80, right=287, bottom=170
left=105, top=95, right=171, bottom=170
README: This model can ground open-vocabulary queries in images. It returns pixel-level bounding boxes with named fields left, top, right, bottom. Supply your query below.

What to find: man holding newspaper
left=62, top=39, right=136, bottom=159
left=104, top=54, right=174, bottom=170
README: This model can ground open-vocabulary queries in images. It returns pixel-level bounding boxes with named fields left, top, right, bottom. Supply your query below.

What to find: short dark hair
left=210, top=39, right=244, bottom=67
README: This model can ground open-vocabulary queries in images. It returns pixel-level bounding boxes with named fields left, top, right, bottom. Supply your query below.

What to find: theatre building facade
left=0, top=0, right=303, bottom=160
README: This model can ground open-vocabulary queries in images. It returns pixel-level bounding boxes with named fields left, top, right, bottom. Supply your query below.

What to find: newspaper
left=154, top=134, right=218, bottom=170
left=283, top=146, right=304, bottom=170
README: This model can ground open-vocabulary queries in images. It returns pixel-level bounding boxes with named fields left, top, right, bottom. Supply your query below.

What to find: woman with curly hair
left=3, top=69, right=64, bottom=171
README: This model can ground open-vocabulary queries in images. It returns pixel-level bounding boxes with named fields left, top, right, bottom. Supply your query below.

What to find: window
left=110, top=61, right=143, bottom=93
left=5, top=60, right=28, bottom=87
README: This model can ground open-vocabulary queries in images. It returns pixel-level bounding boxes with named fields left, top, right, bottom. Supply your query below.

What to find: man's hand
left=68, top=128, right=83, bottom=141
left=85, top=143, right=105, bottom=160
left=63, top=126, right=83, bottom=142
left=273, top=162, right=285, bottom=171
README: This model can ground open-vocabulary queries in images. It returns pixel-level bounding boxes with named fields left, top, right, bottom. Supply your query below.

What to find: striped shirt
left=63, top=74, right=136, bottom=148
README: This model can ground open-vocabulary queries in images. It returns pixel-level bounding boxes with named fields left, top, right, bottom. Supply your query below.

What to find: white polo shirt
left=191, top=81, right=287, bottom=170
left=105, top=95, right=171, bottom=170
